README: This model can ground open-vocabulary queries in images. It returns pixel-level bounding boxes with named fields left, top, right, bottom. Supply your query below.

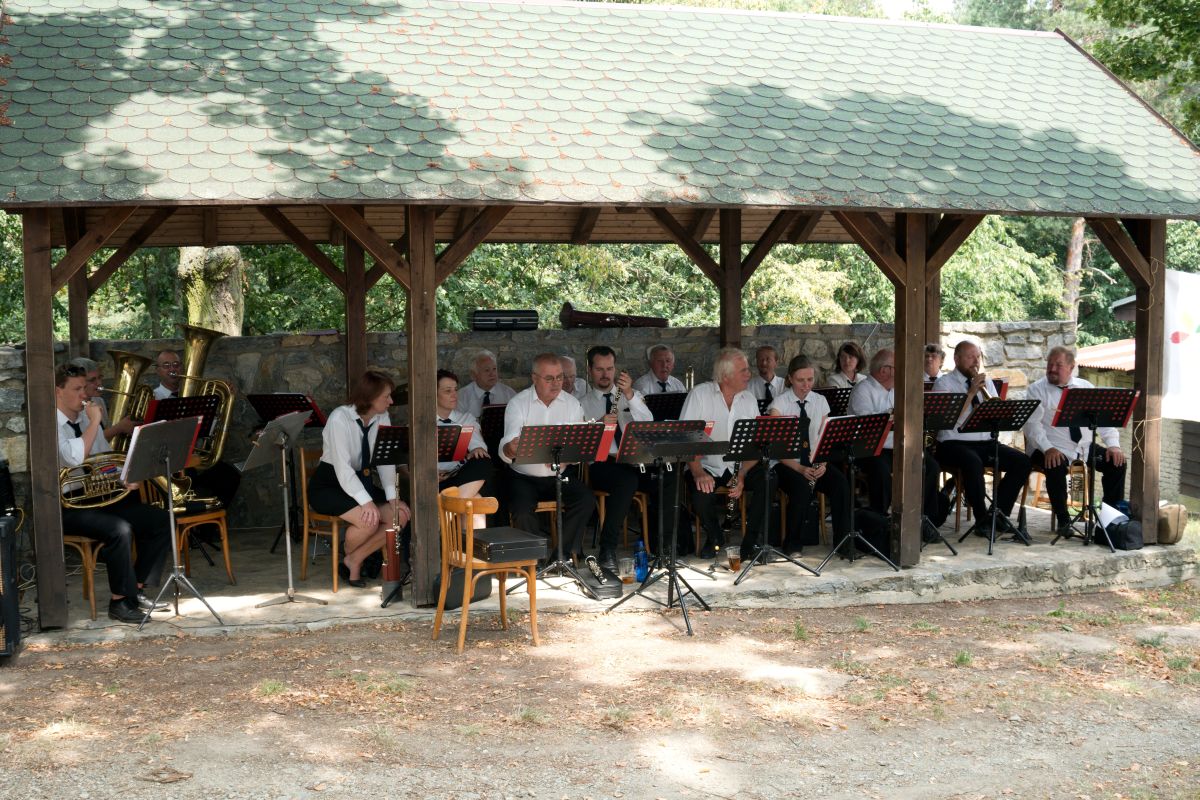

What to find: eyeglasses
left=534, top=374, right=564, bottom=383
left=157, top=361, right=181, bottom=369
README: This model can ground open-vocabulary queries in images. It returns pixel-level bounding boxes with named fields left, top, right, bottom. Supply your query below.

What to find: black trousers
left=937, top=439, right=1031, bottom=521
left=62, top=495, right=172, bottom=600
left=776, top=463, right=850, bottom=551
left=857, top=449, right=943, bottom=517
left=509, top=465, right=593, bottom=557
left=588, top=459, right=639, bottom=554
left=1032, top=444, right=1126, bottom=526
left=688, top=464, right=765, bottom=548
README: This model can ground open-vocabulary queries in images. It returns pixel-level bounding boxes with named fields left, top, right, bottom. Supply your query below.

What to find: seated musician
left=55, top=363, right=171, bottom=624
left=435, top=368, right=494, bottom=528
left=749, top=345, right=785, bottom=408
left=456, top=349, right=517, bottom=417
left=559, top=355, right=588, bottom=400
left=680, top=348, right=764, bottom=559
left=69, top=356, right=134, bottom=439
left=932, top=341, right=1032, bottom=536
left=634, top=344, right=686, bottom=395
left=580, top=345, right=654, bottom=572
left=500, top=353, right=593, bottom=561
left=825, top=341, right=868, bottom=389
left=1022, top=346, right=1126, bottom=537
left=924, top=343, right=945, bottom=385
left=846, top=349, right=942, bottom=524
left=151, top=349, right=241, bottom=513
left=768, top=355, right=850, bottom=557
left=307, top=370, right=411, bottom=587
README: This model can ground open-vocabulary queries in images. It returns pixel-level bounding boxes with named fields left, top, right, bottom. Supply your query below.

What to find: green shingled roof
left=2, top=0, right=1200, bottom=216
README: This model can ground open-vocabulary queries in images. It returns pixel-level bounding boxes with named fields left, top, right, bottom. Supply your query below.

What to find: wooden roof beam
left=258, top=206, right=346, bottom=293
left=688, top=208, right=716, bottom=239
left=325, top=204, right=411, bottom=291
left=645, top=207, right=721, bottom=284
left=740, top=209, right=801, bottom=287
left=87, top=208, right=177, bottom=296
left=364, top=206, right=452, bottom=289
left=1087, top=217, right=1151, bottom=287
left=833, top=210, right=905, bottom=286
left=571, top=207, right=602, bottom=245
left=927, top=213, right=984, bottom=276
left=50, top=206, right=138, bottom=293
left=436, top=205, right=513, bottom=285
left=787, top=211, right=821, bottom=244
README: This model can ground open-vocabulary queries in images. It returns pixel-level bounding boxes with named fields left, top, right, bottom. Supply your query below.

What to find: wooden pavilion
left=3, top=0, right=1200, bottom=628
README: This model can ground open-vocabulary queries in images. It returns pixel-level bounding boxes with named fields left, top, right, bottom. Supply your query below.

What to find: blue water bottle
left=633, top=540, right=649, bottom=582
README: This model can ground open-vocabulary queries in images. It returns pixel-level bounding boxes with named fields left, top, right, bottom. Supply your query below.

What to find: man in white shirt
left=456, top=349, right=518, bottom=417
left=69, top=356, right=135, bottom=438
left=500, top=353, right=593, bottom=559
left=559, top=355, right=588, bottom=400
left=579, top=345, right=654, bottom=571
left=932, top=341, right=1032, bottom=536
left=1023, top=346, right=1127, bottom=535
left=634, top=344, right=686, bottom=395
left=152, top=349, right=183, bottom=400
left=55, top=363, right=171, bottom=624
left=749, top=345, right=785, bottom=411
left=680, top=348, right=763, bottom=558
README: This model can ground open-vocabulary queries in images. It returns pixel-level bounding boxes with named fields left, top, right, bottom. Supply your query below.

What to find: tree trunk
left=178, top=246, right=245, bottom=336
left=1063, top=217, right=1085, bottom=323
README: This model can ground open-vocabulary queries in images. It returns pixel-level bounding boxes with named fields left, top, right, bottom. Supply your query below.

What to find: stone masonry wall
left=1, top=320, right=1078, bottom=530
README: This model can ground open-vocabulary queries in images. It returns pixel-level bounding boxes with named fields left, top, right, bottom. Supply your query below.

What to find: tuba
left=176, top=323, right=234, bottom=472
left=105, top=349, right=154, bottom=453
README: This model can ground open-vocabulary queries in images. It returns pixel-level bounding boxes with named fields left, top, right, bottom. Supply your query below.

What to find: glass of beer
left=618, top=557, right=635, bottom=584
left=726, top=545, right=741, bottom=571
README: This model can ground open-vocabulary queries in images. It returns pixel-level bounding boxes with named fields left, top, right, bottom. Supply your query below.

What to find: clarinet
left=720, top=462, right=742, bottom=536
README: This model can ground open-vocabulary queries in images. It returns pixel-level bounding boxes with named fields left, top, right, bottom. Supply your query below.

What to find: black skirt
left=438, top=457, right=494, bottom=493
left=308, top=461, right=386, bottom=517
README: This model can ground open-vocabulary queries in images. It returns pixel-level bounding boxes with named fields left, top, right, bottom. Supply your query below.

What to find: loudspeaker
left=1, top=515, right=19, bottom=658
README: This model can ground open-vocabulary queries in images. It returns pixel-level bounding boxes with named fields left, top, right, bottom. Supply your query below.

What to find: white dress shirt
left=767, top=388, right=830, bottom=465
left=455, top=380, right=517, bottom=418
left=499, top=387, right=586, bottom=478
left=749, top=374, right=786, bottom=403
left=847, top=375, right=895, bottom=449
left=57, top=407, right=111, bottom=468
left=826, top=371, right=868, bottom=390
left=436, top=408, right=487, bottom=472
left=578, top=386, right=652, bottom=458
left=679, top=381, right=760, bottom=477
left=569, top=377, right=587, bottom=399
left=634, top=373, right=686, bottom=395
left=1023, top=376, right=1120, bottom=459
left=320, top=404, right=397, bottom=506
left=153, top=383, right=176, bottom=401
left=932, top=369, right=1001, bottom=443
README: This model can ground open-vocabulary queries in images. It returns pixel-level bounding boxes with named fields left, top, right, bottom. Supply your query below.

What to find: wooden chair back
left=439, top=487, right=499, bottom=570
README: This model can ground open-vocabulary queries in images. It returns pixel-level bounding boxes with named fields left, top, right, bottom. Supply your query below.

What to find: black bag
left=432, top=568, right=493, bottom=610
left=1104, top=520, right=1143, bottom=551
left=853, top=509, right=895, bottom=561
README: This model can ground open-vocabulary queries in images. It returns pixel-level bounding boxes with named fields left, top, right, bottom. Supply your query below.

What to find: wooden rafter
left=435, top=205, right=513, bottom=284
left=202, top=208, right=218, bottom=247
left=87, top=208, right=177, bottom=295
left=832, top=210, right=905, bottom=286
left=1087, top=217, right=1151, bottom=287
left=50, top=206, right=138, bottom=293
left=365, top=206, right=452, bottom=289
left=645, top=207, right=721, bottom=283
left=688, top=208, right=716, bottom=239
left=927, top=214, right=984, bottom=276
left=257, top=206, right=346, bottom=293
left=325, top=204, right=411, bottom=291
left=786, top=211, right=821, bottom=244
left=571, top=207, right=602, bottom=245
left=740, top=209, right=800, bottom=286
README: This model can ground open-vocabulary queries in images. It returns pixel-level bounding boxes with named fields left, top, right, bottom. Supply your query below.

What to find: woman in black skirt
left=308, top=370, right=410, bottom=587
left=435, top=369, right=494, bottom=528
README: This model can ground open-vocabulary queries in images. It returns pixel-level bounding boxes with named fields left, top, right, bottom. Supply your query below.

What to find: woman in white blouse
left=307, top=370, right=410, bottom=587
left=825, top=341, right=868, bottom=389
left=435, top=369, right=493, bottom=528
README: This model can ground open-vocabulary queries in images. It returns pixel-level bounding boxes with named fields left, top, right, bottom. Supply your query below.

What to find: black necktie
left=356, top=418, right=373, bottom=475
left=658, top=380, right=668, bottom=392
left=798, top=400, right=811, bottom=466
left=968, top=377, right=980, bottom=407
left=764, top=381, right=773, bottom=403
left=67, top=420, right=82, bottom=438
left=439, top=417, right=452, bottom=424
left=1061, top=386, right=1083, bottom=442
left=481, top=390, right=491, bottom=406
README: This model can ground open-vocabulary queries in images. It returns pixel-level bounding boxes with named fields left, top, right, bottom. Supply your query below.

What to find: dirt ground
left=2, top=581, right=1199, bottom=800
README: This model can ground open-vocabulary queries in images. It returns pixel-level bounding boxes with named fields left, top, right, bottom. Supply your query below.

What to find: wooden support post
left=719, top=209, right=742, bottom=349
left=63, top=210, right=89, bottom=359
left=23, top=209, right=68, bottom=629
left=343, top=206, right=367, bottom=384
left=405, top=206, right=439, bottom=606
left=892, top=213, right=928, bottom=567
left=925, top=270, right=941, bottom=346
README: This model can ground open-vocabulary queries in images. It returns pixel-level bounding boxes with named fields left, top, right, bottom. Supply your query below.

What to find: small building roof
left=1076, top=338, right=1134, bottom=371
left=2, top=0, right=1200, bottom=217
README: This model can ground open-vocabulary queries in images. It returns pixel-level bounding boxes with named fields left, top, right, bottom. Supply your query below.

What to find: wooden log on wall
left=23, top=209, right=69, bottom=629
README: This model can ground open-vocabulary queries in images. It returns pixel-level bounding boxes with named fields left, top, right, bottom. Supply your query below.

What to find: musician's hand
left=1044, top=447, right=1067, bottom=469
left=503, top=440, right=517, bottom=460
left=394, top=500, right=411, bottom=528
left=358, top=502, right=379, bottom=528
left=84, top=402, right=103, bottom=427
left=1106, top=446, right=1125, bottom=467
left=437, top=470, right=451, bottom=481
left=617, top=370, right=634, bottom=400
left=602, top=412, right=618, bottom=427
left=692, top=468, right=715, bottom=493
left=728, top=479, right=744, bottom=500
left=812, top=463, right=827, bottom=480
left=468, top=447, right=488, bottom=459
left=107, top=416, right=134, bottom=437
left=970, top=373, right=988, bottom=394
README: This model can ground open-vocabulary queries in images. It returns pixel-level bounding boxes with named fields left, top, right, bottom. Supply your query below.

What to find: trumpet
left=965, top=368, right=994, bottom=404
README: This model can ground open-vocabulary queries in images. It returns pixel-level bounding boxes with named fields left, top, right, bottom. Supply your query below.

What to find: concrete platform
left=27, top=508, right=1199, bottom=646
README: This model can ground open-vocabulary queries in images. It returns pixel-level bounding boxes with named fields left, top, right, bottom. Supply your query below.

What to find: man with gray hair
left=680, top=347, right=763, bottom=558
left=456, top=349, right=517, bottom=417
left=634, top=344, right=686, bottom=395
left=558, top=355, right=587, bottom=399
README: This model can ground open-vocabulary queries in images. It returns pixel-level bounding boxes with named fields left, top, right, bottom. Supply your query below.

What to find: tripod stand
left=922, top=392, right=968, bottom=556
left=122, top=417, right=225, bottom=630
left=727, top=416, right=821, bottom=584
left=247, top=394, right=326, bottom=555
left=814, top=413, right=899, bottom=572
left=245, top=411, right=326, bottom=608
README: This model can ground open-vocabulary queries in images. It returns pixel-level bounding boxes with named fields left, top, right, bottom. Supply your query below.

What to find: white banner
left=1162, top=269, right=1200, bottom=421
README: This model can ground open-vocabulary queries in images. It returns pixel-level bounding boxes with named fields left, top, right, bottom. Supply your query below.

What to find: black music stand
left=644, top=392, right=687, bottom=421
left=1049, top=387, right=1138, bottom=550
left=121, top=417, right=225, bottom=629
left=248, top=393, right=326, bottom=555
left=922, top=393, right=967, bottom=556
left=814, top=387, right=852, bottom=417
left=148, top=394, right=221, bottom=438
left=726, top=416, right=822, bottom=584
left=813, top=413, right=899, bottom=572
left=511, top=422, right=610, bottom=600
left=606, top=421, right=717, bottom=635
left=244, top=411, right=325, bottom=608
left=955, top=398, right=1041, bottom=555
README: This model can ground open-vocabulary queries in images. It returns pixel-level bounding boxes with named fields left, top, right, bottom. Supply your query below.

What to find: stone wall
left=0, top=320, right=1076, bottom=529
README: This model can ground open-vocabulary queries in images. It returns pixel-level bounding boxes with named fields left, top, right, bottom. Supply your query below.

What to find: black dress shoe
left=699, top=542, right=717, bottom=559
left=597, top=550, right=618, bottom=574
left=108, top=600, right=145, bottom=624
left=137, top=593, right=169, bottom=612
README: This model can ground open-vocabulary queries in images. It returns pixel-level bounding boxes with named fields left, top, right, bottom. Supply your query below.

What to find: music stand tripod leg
left=920, top=515, right=958, bottom=556
left=258, top=437, right=326, bottom=608
left=734, top=460, right=821, bottom=585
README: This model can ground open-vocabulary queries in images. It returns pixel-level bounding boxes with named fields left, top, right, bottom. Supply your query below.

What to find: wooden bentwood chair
left=434, top=487, right=539, bottom=653
left=299, top=448, right=344, bottom=592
